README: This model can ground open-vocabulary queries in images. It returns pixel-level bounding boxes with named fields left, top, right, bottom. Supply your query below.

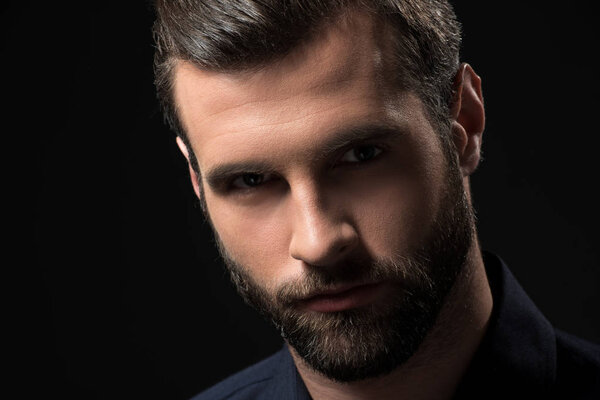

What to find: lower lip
left=301, top=283, right=387, bottom=313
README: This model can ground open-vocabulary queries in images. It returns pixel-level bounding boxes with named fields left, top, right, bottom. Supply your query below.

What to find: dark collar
left=453, top=251, right=557, bottom=398
left=267, top=346, right=312, bottom=400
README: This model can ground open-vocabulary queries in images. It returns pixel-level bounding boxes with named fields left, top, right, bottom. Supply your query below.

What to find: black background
left=7, top=1, right=598, bottom=399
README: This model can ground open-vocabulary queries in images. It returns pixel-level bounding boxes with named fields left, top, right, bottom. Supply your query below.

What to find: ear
left=176, top=136, right=202, bottom=200
left=450, top=63, right=485, bottom=176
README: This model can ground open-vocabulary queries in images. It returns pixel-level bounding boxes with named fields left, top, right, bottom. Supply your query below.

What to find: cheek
left=348, top=156, right=442, bottom=257
left=205, top=195, right=293, bottom=287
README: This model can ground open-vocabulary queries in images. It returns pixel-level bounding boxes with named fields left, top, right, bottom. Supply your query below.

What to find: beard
left=214, top=158, right=475, bottom=383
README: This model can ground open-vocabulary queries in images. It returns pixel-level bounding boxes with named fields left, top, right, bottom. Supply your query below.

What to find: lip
left=299, top=282, right=388, bottom=313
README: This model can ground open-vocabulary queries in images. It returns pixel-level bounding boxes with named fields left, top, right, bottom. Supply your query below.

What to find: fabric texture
left=190, top=253, right=600, bottom=400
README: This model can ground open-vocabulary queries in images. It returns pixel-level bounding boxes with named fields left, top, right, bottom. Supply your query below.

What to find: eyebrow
left=203, top=122, right=406, bottom=190
left=205, top=161, right=279, bottom=190
left=318, top=122, right=407, bottom=160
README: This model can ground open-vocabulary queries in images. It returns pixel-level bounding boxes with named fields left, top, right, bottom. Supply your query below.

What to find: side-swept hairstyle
left=153, top=0, right=462, bottom=174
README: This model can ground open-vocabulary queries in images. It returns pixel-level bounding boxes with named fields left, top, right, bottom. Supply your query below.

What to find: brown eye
left=232, top=173, right=271, bottom=189
left=243, top=174, right=263, bottom=186
left=340, top=145, right=382, bottom=163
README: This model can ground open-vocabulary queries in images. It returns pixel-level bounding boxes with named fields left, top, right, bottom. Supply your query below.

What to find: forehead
left=173, top=12, right=416, bottom=169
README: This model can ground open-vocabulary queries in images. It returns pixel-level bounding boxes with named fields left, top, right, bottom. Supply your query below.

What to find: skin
left=173, top=12, right=491, bottom=400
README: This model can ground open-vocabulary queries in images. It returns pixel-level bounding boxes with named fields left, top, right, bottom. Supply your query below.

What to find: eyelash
left=336, top=144, right=384, bottom=166
left=229, top=172, right=277, bottom=191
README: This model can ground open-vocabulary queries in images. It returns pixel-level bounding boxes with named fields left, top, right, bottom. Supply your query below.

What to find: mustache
left=274, top=253, right=434, bottom=305
left=216, top=234, right=436, bottom=311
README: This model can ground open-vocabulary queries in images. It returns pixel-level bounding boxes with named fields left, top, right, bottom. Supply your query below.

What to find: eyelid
left=339, top=144, right=383, bottom=162
left=230, top=172, right=276, bottom=190
left=334, top=143, right=386, bottom=166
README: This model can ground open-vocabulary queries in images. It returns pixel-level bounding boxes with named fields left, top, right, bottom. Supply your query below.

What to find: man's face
left=174, top=15, right=473, bottom=381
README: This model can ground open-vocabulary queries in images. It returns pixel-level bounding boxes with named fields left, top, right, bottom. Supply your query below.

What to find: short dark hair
left=153, top=0, right=462, bottom=174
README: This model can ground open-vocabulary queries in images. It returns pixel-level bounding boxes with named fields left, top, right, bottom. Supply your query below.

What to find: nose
left=288, top=186, right=359, bottom=267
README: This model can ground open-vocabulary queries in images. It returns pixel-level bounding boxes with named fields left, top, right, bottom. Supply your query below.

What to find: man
left=152, top=0, right=600, bottom=399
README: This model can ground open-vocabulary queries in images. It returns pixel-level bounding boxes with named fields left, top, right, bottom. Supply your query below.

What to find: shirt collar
left=266, top=345, right=312, bottom=400
left=454, top=251, right=557, bottom=397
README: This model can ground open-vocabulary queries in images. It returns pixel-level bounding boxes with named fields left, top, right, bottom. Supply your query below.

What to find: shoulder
left=554, top=329, right=600, bottom=399
left=189, top=350, right=285, bottom=400
left=556, top=329, right=600, bottom=366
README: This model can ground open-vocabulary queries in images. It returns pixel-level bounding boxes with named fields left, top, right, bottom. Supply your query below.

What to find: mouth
left=298, top=282, right=389, bottom=313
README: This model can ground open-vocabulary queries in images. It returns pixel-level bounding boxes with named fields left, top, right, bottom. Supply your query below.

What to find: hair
left=153, top=0, right=462, bottom=176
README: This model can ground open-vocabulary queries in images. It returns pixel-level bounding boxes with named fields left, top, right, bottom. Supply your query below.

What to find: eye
left=231, top=173, right=272, bottom=189
left=339, top=145, right=383, bottom=163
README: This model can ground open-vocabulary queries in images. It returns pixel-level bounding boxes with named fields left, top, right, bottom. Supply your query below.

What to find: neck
left=289, top=241, right=492, bottom=400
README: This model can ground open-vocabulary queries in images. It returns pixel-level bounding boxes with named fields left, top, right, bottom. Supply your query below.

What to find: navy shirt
left=191, top=253, right=600, bottom=399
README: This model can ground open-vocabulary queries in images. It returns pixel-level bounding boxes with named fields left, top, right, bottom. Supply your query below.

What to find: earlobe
left=175, top=136, right=202, bottom=200
left=450, top=63, right=485, bottom=176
